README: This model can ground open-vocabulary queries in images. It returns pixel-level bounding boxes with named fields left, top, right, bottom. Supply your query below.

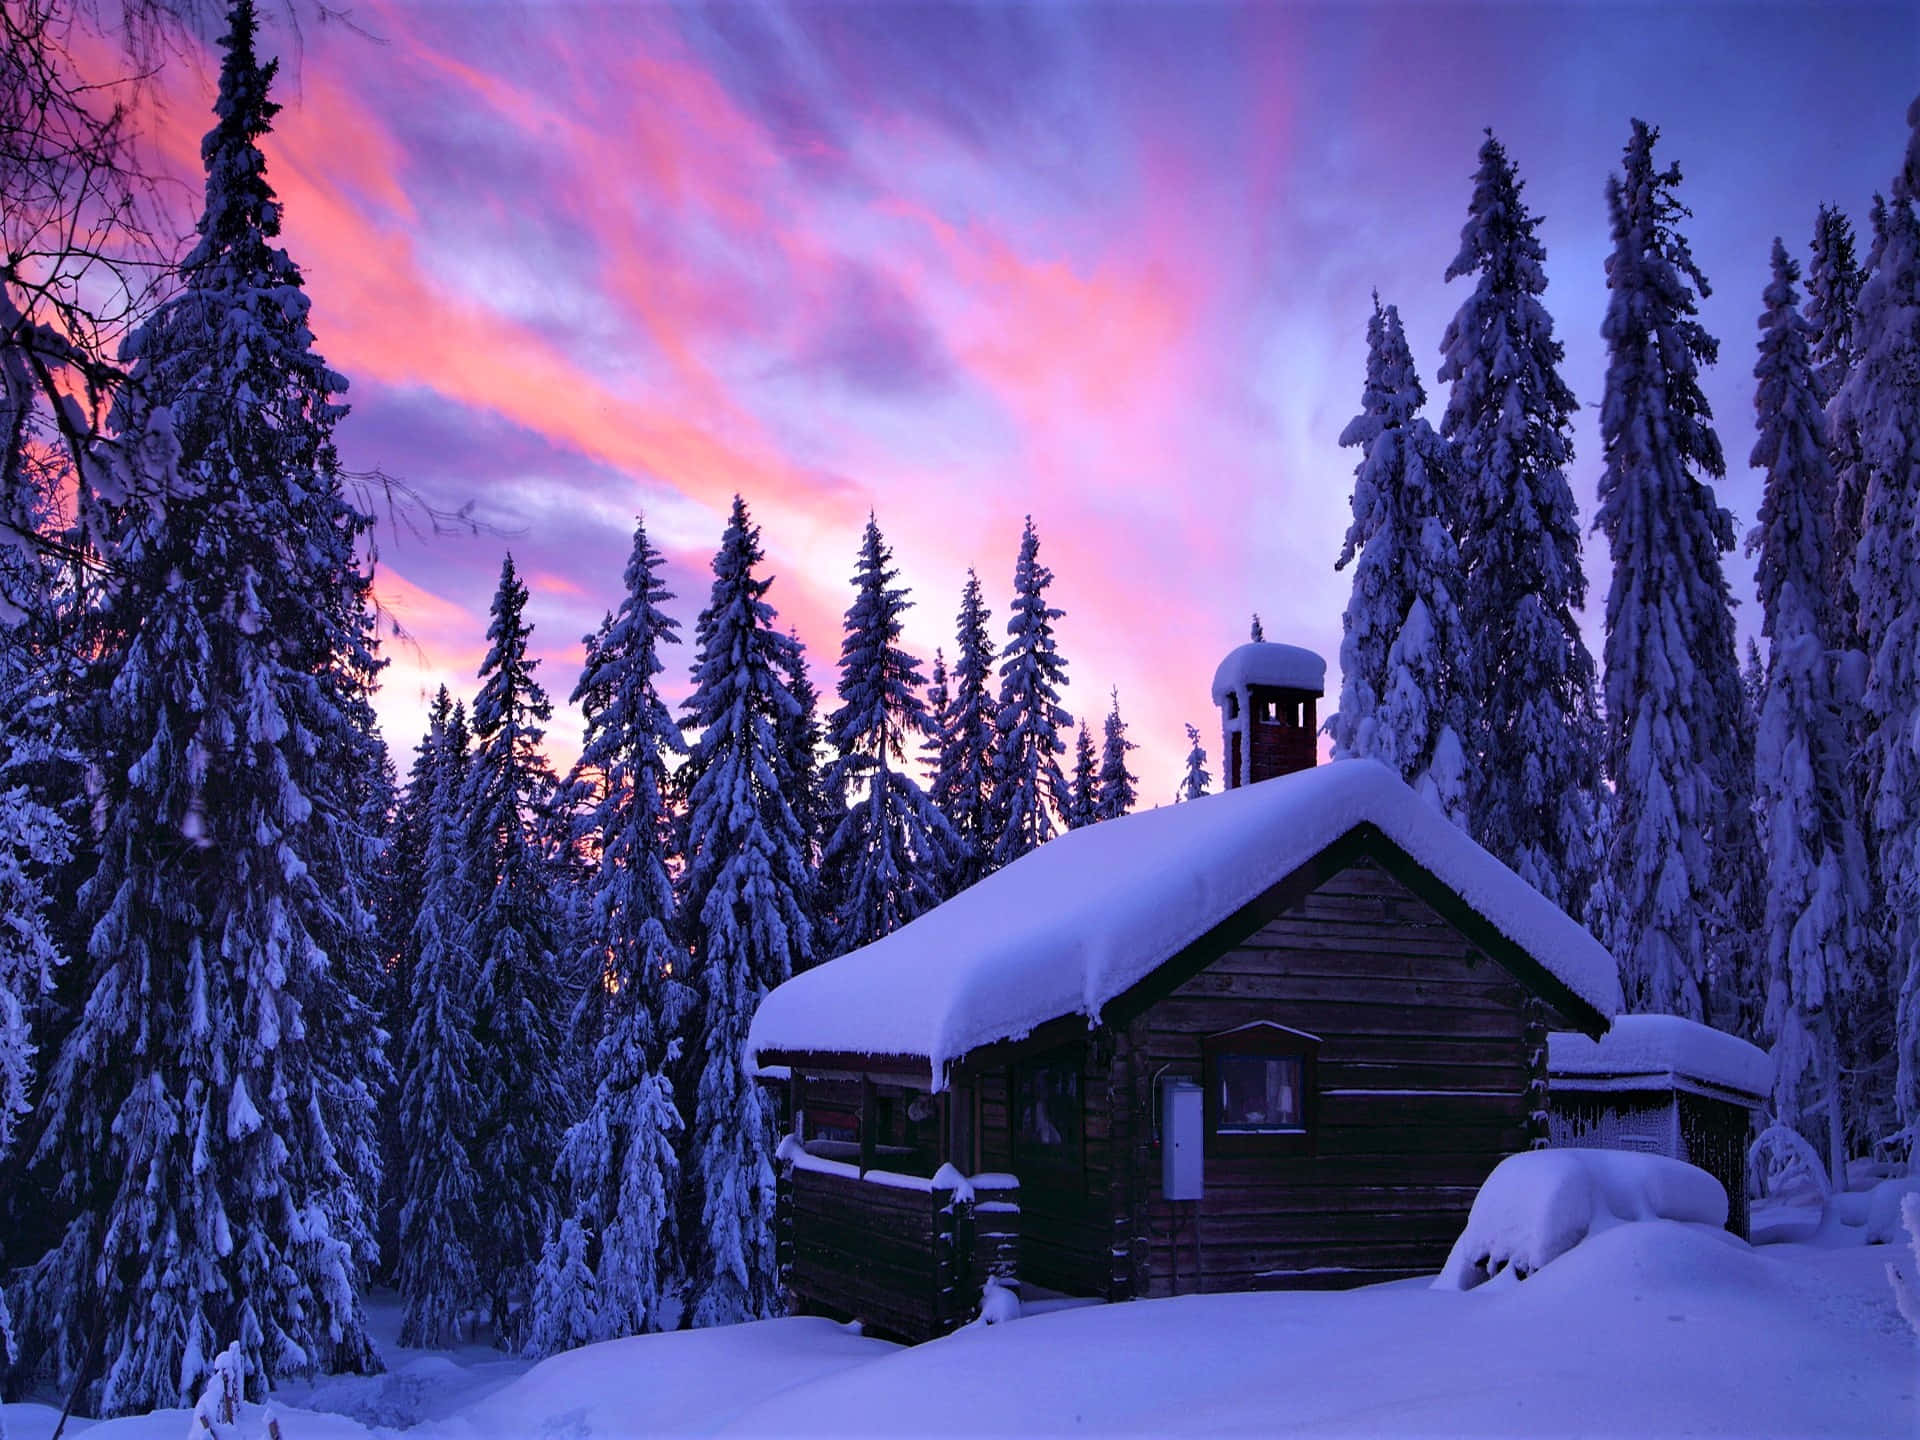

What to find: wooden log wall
left=1129, top=858, right=1544, bottom=1295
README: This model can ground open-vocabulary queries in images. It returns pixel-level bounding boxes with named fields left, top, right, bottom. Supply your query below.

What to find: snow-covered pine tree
left=14, top=1, right=383, bottom=1408
left=1330, top=298, right=1474, bottom=826
left=395, top=696, right=482, bottom=1348
left=678, top=496, right=814, bottom=1327
left=311, top=715, right=393, bottom=1371
left=1095, top=688, right=1139, bottom=822
left=1749, top=237, right=1868, bottom=1188
left=463, top=553, right=570, bottom=1344
left=1249, top=614, right=1265, bottom=643
left=0, top=561, right=72, bottom=1412
left=989, top=518, right=1072, bottom=865
left=0, top=486, right=72, bottom=1173
left=374, top=689, right=454, bottom=1275
left=1809, top=206, right=1865, bottom=406
left=1596, top=120, right=1755, bottom=1022
left=523, top=1219, right=599, bottom=1360
left=774, top=628, right=830, bottom=968
left=1836, top=97, right=1920, bottom=1143
left=1809, top=206, right=1867, bottom=607
left=1180, top=723, right=1212, bottom=801
left=821, top=516, right=955, bottom=955
left=920, top=647, right=952, bottom=802
left=933, top=570, right=998, bottom=887
left=1066, top=724, right=1098, bottom=830
left=1437, top=129, right=1603, bottom=916
left=528, top=518, right=691, bottom=1355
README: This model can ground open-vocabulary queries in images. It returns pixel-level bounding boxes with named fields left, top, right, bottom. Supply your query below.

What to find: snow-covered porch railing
left=776, top=1136, right=1020, bottom=1343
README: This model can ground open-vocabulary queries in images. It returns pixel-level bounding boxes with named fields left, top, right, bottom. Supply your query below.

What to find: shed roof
left=749, top=760, right=1621, bottom=1085
left=1548, top=1014, right=1772, bottom=1103
left=1210, top=642, right=1327, bottom=702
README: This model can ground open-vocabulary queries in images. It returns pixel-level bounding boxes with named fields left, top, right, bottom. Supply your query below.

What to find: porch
left=776, top=1140, right=1020, bottom=1343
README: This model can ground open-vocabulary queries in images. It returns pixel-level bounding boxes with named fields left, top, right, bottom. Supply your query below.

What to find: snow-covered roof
left=1210, top=642, right=1327, bottom=702
left=749, top=759, right=1621, bottom=1085
left=1548, top=1015, right=1771, bottom=1102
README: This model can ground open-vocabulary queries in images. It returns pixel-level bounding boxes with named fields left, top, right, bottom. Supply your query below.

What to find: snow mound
left=750, top=760, right=1620, bottom=1081
left=1210, top=641, right=1327, bottom=701
left=1549, top=1013, right=1772, bottom=1099
left=1436, top=1148, right=1728, bottom=1290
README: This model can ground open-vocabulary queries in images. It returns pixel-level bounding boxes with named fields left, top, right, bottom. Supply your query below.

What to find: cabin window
left=1215, top=1055, right=1305, bottom=1132
left=1013, top=1059, right=1082, bottom=1161
left=805, top=1107, right=859, bottom=1145
left=1203, top=1024, right=1319, bottom=1156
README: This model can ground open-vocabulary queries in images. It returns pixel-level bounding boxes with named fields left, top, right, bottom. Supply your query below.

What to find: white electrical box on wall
left=1161, top=1079, right=1204, bottom=1200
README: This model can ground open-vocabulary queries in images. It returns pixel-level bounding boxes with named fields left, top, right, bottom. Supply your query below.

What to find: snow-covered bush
left=1435, top=1149, right=1728, bottom=1291
left=189, top=1342, right=284, bottom=1438
left=1749, top=1122, right=1834, bottom=1206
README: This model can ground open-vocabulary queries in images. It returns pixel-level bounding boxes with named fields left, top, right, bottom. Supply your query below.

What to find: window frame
left=1202, top=1022, right=1320, bottom=1157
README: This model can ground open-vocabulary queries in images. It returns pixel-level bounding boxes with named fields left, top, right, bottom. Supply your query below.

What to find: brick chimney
left=1211, top=642, right=1326, bottom=788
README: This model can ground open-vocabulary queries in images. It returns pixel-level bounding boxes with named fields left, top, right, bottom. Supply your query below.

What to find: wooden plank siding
left=1133, top=858, right=1545, bottom=1295
left=953, top=856, right=1562, bottom=1302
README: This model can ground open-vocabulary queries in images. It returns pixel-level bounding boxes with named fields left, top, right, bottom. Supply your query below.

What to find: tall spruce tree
left=679, top=497, right=813, bottom=1327
left=375, top=689, right=451, bottom=1275
left=1810, top=206, right=1868, bottom=606
left=1330, top=298, right=1474, bottom=825
left=463, top=553, right=569, bottom=1343
left=1750, top=238, right=1867, bottom=1187
left=527, top=518, right=690, bottom=1354
left=773, top=628, right=829, bottom=968
left=1096, top=688, right=1139, bottom=822
left=921, top=647, right=952, bottom=791
left=14, top=1, right=382, bottom=1408
left=0, top=519, right=73, bottom=1386
left=1836, top=98, right=1920, bottom=1141
left=1596, top=120, right=1751, bottom=1021
left=1438, top=130, right=1603, bottom=915
left=989, top=518, right=1072, bottom=866
left=933, top=570, right=998, bottom=886
left=1066, top=725, right=1098, bottom=830
left=1180, top=723, right=1212, bottom=801
left=821, top=516, right=954, bottom=955
left=0, top=497, right=71, bottom=1171
left=394, top=696, right=482, bottom=1348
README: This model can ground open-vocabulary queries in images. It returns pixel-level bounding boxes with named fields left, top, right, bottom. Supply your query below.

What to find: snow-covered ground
left=7, top=1213, right=1910, bottom=1439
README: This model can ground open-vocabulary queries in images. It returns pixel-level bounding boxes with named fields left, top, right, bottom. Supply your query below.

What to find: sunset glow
left=133, top=1, right=1913, bottom=784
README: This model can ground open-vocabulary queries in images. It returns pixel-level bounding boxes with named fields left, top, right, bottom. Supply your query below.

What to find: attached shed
left=1547, top=1015, right=1771, bottom=1239
left=748, top=759, right=1621, bottom=1339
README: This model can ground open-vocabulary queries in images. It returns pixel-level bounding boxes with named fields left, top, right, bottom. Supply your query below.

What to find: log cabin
left=746, top=642, right=1622, bottom=1341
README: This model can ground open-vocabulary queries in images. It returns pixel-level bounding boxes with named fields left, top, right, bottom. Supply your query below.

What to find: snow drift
left=1436, top=1148, right=1729, bottom=1290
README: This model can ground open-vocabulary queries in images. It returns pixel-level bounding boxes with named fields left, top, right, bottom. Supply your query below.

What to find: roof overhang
left=760, top=821, right=1611, bottom=1084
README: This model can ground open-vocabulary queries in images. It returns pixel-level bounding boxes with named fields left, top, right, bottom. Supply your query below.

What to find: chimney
left=1210, top=642, right=1326, bottom=788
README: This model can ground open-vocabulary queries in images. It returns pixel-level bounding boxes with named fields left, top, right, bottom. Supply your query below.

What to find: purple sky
left=142, top=1, right=1916, bottom=790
